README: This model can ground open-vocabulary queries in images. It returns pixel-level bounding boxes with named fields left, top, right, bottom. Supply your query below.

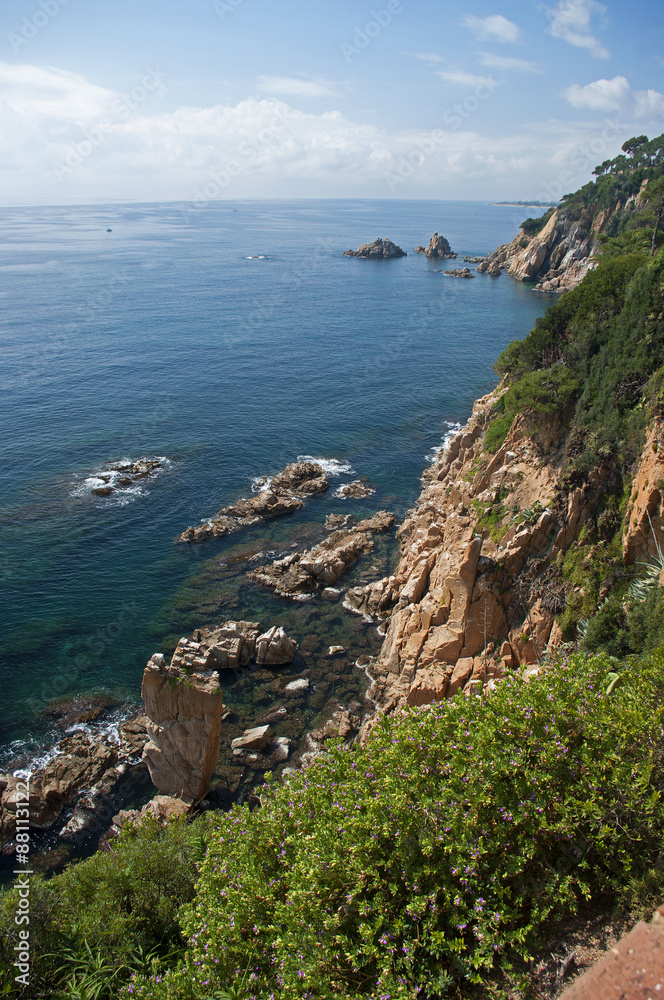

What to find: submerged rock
left=414, top=232, right=456, bottom=258
left=343, top=238, right=406, bottom=259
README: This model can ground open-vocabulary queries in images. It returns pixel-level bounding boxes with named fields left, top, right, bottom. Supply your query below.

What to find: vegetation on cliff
left=4, top=649, right=664, bottom=999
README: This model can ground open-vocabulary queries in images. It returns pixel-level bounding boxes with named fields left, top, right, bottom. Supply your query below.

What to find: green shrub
left=0, top=815, right=209, bottom=998
left=127, top=651, right=664, bottom=1000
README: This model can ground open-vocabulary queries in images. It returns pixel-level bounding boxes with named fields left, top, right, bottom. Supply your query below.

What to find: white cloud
left=544, top=0, right=609, bottom=59
left=478, top=53, right=543, bottom=74
left=255, top=75, right=341, bottom=98
left=462, top=15, right=522, bottom=44
left=0, top=61, right=649, bottom=204
left=437, top=70, right=499, bottom=89
left=564, top=76, right=664, bottom=118
left=0, top=62, right=113, bottom=120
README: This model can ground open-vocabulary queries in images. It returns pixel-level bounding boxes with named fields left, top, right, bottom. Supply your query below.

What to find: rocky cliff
left=352, top=381, right=664, bottom=730
left=477, top=187, right=646, bottom=292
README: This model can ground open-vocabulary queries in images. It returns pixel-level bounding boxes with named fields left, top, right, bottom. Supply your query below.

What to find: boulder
left=343, top=238, right=406, bottom=259
left=199, top=621, right=262, bottom=669
left=141, top=652, right=224, bottom=804
left=231, top=726, right=272, bottom=752
left=255, top=626, right=297, bottom=665
left=414, top=232, right=455, bottom=258
left=267, top=461, right=329, bottom=496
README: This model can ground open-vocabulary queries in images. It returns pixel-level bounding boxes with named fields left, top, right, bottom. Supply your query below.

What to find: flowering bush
left=127, top=650, right=664, bottom=999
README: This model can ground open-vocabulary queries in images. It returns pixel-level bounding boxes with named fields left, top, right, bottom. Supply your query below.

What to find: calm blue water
left=0, top=199, right=549, bottom=767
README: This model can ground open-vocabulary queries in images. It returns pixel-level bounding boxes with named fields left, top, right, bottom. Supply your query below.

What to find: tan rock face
left=623, top=418, right=664, bottom=566
left=476, top=208, right=603, bottom=293
left=141, top=652, right=224, bottom=804
left=362, top=386, right=587, bottom=715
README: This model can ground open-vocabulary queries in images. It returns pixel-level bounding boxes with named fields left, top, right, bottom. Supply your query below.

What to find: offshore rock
left=247, top=511, right=395, bottom=597
left=414, top=232, right=456, bottom=258
left=263, top=461, right=329, bottom=496
left=169, top=621, right=298, bottom=672
left=444, top=267, right=474, bottom=279
left=88, top=457, right=166, bottom=496
left=178, top=491, right=302, bottom=542
left=177, top=461, right=328, bottom=543
left=337, top=480, right=375, bottom=499
left=343, top=238, right=406, bottom=259
left=141, top=651, right=224, bottom=804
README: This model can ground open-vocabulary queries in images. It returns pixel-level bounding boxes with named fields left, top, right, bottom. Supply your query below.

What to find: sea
left=0, top=198, right=549, bottom=801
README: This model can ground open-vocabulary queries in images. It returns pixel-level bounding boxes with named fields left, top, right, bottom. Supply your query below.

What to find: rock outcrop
left=358, top=388, right=587, bottom=724
left=414, top=232, right=456, bottom=258
left=180, top=620, right=298, bottom=669
left=344, top=239, right=406, bottom=259
left=476, top=187, right=646, bottom=292
left=444, top=267, right=474, bottom=279
left=0, top=720, right=150, bottom=845
left=177, top=461, right=328, bottom=542
left=623, top=416, right=664, bottom=568
left=476, top=207, right=601, bottom=292
left=337, top=480, right=375, bottom=499
left=247, top=511, right=396, bottom=597
left=141, top=652, right=224, bottom=804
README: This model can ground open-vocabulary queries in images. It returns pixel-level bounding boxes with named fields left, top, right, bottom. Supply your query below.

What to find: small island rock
left=414, top=232, right=456, bottom=259
left=344, top=238, right=406, bottom=259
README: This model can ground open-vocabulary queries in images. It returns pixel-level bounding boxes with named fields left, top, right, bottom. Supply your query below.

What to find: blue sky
left=0, top=0, right=662, bottom=204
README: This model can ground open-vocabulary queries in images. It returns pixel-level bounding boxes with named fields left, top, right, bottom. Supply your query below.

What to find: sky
left=0, top=0, right=663, bottom=205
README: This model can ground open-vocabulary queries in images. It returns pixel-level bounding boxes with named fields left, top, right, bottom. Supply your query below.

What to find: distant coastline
left=491, top=200, right=558, bottom=208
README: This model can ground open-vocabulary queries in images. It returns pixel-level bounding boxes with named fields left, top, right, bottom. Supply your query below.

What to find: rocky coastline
left=7, top=205, right=658, bottom=869
left=0, top=457, right=399, bottom=864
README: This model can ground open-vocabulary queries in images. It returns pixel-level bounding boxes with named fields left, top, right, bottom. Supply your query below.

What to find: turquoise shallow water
left=0, top=198, right=549, bottom=769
